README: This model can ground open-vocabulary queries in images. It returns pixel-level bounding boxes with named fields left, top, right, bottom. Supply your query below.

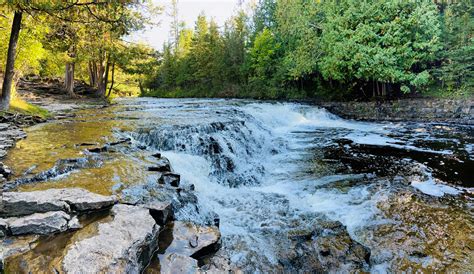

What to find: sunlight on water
left=5, top=98, right=473, bottom=272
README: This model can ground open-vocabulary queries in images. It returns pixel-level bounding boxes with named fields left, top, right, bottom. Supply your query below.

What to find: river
left=4, top=98, right=474, bottom=272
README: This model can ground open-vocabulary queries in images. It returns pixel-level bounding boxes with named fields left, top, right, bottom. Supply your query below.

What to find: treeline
left=0, top=1, right=158, bottom=111
left=144, top=0, right=473, bottom=100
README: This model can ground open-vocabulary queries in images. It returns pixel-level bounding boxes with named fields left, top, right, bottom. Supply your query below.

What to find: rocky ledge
left=318, top=98, right=473, bottom=124
left=0, top=154, right=223, bottom=273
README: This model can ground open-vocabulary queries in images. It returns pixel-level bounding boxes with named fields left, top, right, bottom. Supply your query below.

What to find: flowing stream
left=4, top=98, right=474, bottom=272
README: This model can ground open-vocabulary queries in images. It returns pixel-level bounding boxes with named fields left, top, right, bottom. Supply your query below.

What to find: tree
left=0, top=1, right=156, bottom=108
left=248, top=28, right=281, bottom=97
left=319, top=0, right=442, bottom=96
left=434, top=0, right=474, bottom=92
left=0, top=11, right=21, bottom=110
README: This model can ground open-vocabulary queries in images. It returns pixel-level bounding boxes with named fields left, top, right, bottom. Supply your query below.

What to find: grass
left=8, top=98, right=51, bottom=118
left=423, top=85, right=474, bottom=99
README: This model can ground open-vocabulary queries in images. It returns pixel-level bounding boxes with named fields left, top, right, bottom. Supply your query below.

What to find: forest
left=0, top=0, right=473, bottom=111
left=146, top=0, right=473, bottom=100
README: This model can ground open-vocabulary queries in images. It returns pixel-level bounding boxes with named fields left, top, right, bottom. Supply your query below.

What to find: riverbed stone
left=7, top=211, right=71, bottom=236
left=0, top=188, right=116, bottom=217
left=0, top=163, right=12, bottom=180
left=0, top=219, right=8, bottom=237
left=143, top=201, right=173, bottom=226
left=61, top=204, right=160, bottom=273
left=159, top=253, right=199, bottom=274
left=148, top=157, right=171, bottom=172
left=0, top=235, right=39, bottom=271
left=167, top=221, right=221, bottom=258
left=158, top=172, right=181, bottom=187
left=67, top=216, right=82, bottom=230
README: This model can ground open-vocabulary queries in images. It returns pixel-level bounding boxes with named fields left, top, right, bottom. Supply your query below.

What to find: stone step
left=0, top=188, right=117, bottom=218
left=61, top=204, right=160, bottom=273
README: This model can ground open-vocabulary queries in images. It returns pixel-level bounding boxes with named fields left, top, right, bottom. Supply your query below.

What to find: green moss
left=8, top=98, right=51, bottom=118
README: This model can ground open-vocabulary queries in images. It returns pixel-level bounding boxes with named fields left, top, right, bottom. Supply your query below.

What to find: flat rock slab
left=159, top=253, right=199, bottom=274
left=62, top=204, right=160, bottom=273
left=167, top=221, right=221, bottom=258
left=6, top=211, right=71, bottom=236
left=1, top=188, right=116, bottom=217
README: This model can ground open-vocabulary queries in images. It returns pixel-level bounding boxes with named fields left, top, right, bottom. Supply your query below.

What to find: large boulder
left=61, top=204, right=160, bottom=273
left=0, top=188, right=116, bottom=217
left=7, top=211, right=71, bottom=236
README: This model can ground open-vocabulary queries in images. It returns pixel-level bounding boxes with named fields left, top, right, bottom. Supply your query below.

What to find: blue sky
left=132, top=0, right=242, bottom=49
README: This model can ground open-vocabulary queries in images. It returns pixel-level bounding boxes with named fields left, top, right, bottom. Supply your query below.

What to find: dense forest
left=145, top=0, right=473, bottom=100
left=0, top=0, right=473, bottom=110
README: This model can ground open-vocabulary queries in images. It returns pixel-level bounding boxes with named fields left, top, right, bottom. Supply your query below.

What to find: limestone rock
left=148, top=157, right=171, bottom=172
left=158, top=172, right=180, bottom=187
left=159, top=253, right=199, bottom=274
left=67, top=216, right=82, bottom=230
left=167, top=221, right=221, bottom=258
left=143, top=201, right=173, bottom=226
left=1, top=188, right=116, bottom=217
left=61, top=204, right=160, bottom=273
left=7, top=211, right=70, bottom=236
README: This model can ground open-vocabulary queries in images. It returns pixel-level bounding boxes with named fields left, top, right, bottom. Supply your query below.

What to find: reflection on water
left=4, top=98, right=474, bottom=272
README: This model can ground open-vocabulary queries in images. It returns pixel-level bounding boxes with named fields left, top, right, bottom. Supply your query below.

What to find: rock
left=314, top=222, right=371, bottom=269
left=87, top=146, right=108, bottom=153
left=62, top=204, right=160, bottom=273
left=7, top=211, right=71, bottom=236
left=167, top=221, right=221, bottom=258
left=0, top=235, right=39, bottom=270
left=148, top=158, right=171, bottom=172
left=0, top=163, right=12, bottom=180
left=284, top=220, right=370, bottom=272
left=5, top=157, right=103, bottom=190
left=67, top=216, right=82, bottom=230
left=0, top=219, right=8, bottom=237
left=1, top=192, right=69, bottom=218
left=159, top=253, right=199, bottom=274
left=54, top=188, right=117, bottom=212
left=152, top=152, right=162, bottom=158
left=144, top=201, right=174, bottom=226
left=158, top=172, right=181, bottom=187
left=200, top=255, right=241, bottom=273
left=0, top=188, right=116, bottom=217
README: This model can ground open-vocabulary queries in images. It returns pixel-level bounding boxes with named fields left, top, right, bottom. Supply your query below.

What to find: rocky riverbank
left=0, top=153, right=223, bottom=273
left=318, top=98, right=473, bottom=124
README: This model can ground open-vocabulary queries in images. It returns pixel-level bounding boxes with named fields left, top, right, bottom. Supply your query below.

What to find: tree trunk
left=0, top=11, right=22, bottom=111
left=97, top=57, right=110, bottom=98
left=65, top=62, right=75, bottom=97
left=138, top=80, right=144, bottom=95
left=88, top=61, right=98, bottom=88
left=106, top=62, right=115, bottom=98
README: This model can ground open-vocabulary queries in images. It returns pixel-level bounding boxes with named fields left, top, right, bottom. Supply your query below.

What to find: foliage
left=145, top=0, right=469, bottom=100
left=433, top=0, right=474, bottom=92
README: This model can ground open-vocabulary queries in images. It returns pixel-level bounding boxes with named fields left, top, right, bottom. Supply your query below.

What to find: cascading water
left=113, top=99, right=471, bottom=271
left=5, top=98, right=473, bottom=272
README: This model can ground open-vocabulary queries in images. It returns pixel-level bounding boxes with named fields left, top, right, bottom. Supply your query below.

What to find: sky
left=131, top=0, right=242, bottom=49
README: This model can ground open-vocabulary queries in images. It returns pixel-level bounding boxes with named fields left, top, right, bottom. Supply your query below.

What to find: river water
left=5, top=98, right=474, bottom=272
